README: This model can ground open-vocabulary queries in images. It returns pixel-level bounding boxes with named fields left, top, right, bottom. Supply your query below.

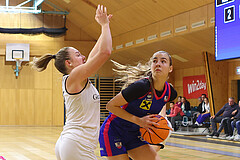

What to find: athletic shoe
left=206, top=132, right=215, bottom=138
left=192, top=124, right=199, bottom=128
left=225, top=136, right=233, bottom=140
left=218, top=134, right=228, bottom=140
left=174, top=126, right=179, bottom=132
left=212, top=133, right=220, bottom=139
left=234, top=134, right=240, bottom=141
left=227, top=135, right=234, bottom=140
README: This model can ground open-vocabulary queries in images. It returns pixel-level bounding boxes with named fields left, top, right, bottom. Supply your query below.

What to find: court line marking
left=171, top=134, right=240, bottom=147
left=166, top=142, right=240, bottom=158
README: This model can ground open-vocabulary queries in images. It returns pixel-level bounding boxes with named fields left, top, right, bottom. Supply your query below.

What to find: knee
left=236, top=121, right=240, bottom=126
left=211, top=118, right=215, bottom=123
left=221, top=118, right=229, bottom=124
left=222, top=119, right=228, bottom=123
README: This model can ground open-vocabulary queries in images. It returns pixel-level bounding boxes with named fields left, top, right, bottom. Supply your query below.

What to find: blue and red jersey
left=99, top=78, right=177, bottom=156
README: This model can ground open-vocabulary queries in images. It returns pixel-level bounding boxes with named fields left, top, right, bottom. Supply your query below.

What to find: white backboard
left=6, top=43, right=30, bottom=61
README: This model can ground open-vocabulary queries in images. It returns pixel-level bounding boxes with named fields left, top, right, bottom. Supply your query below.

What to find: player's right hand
left=95, top=5, right=112, bottom=26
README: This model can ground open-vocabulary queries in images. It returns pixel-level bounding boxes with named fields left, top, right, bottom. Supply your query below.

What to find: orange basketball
left=139, top=115, right=173, bottom=144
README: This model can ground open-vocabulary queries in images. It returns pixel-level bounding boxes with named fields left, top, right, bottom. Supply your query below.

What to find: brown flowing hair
left=31, top=47, right=71, bottom=74
left=112, top=51, right=172, bottom=90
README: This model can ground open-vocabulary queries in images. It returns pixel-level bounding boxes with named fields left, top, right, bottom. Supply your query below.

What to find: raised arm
left=67, top=5, right=112, bottom=92
left=88, top=6, right=113, bottom=60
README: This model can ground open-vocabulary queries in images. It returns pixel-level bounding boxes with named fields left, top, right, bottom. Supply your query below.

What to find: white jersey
left=205, top=103, right=210, bottom=113
left=61, top=75, right=100, bottom=149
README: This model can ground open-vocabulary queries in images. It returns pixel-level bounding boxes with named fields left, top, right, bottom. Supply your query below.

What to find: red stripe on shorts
left=103, top=104, right=128, bottom=156
left=103, top=114, right=117, bottom=156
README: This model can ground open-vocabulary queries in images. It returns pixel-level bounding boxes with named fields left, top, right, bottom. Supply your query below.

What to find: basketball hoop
left=16, top=58, right=23, bottom=67
left=13, top=58, right=23, bottom=77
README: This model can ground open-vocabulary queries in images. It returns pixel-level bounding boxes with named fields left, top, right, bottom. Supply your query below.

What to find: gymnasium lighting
left=171, top=55, right=188, bottom=62
left=236, top=66, right=240, bottom=75
left=160, top=30, right=171, bottom=37
left=210, top=17, right=215, bottom=23
left=175, top=26, right=187, bottom=33
left=136, top=38, right=145, bottom=44
left=191, top=20, right=205, bottom=28
left=147, top=34, right=157, bottom=41
left=63, top=0, right=71, bottom=3
left=125, top=41, right=133, bottom=47
left=116, top=44, right=123, bottom=50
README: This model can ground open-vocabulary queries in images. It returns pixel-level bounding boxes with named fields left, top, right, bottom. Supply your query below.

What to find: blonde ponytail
left=31, top=54, right=54, bottom=72
left=31, top=47, right=70, bottom=74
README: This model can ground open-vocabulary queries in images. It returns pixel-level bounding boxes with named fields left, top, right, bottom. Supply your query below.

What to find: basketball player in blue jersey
left=99, top=51, right=177, bottom=160
left=31, top=5, right=112, bottom=160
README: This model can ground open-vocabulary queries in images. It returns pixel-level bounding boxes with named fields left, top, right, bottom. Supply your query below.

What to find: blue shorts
left=99, top=115, right=148, bottom=157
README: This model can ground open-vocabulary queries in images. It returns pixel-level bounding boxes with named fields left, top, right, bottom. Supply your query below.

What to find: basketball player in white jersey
left=31, top=5, right=112, bottom=160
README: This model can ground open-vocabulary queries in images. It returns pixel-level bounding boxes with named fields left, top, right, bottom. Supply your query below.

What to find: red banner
left=183, top=75, right=208, bottom=99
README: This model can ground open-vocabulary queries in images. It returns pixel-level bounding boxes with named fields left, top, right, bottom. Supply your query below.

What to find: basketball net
left=13, top=58, right=23, bottom=77
left=15, top=58, right=22, bottom=68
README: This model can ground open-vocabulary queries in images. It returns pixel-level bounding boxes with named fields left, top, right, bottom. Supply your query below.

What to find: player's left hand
left=137, top=114, right=160, bottom=133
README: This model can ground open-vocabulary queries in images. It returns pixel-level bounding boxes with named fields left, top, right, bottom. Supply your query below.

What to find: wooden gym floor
left=0, top=126, right=239, bottom=160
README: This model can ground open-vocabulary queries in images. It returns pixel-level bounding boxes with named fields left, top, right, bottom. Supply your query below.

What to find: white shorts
left=55, top=135, right=97, bottom=160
